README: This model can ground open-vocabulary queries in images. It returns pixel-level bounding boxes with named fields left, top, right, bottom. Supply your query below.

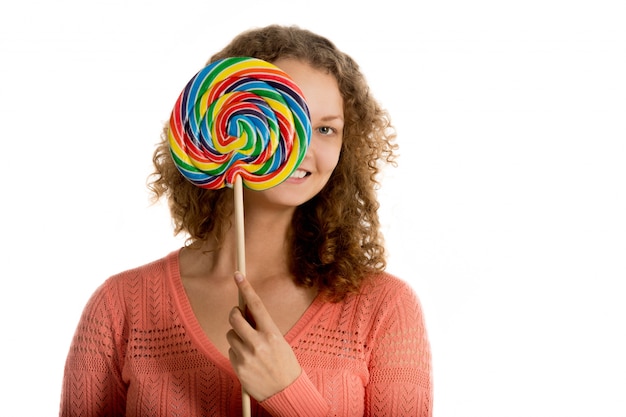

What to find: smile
left=290, top=169, right=310, bottom=179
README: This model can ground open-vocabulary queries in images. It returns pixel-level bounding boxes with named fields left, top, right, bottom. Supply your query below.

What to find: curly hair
left=149, top=25, right=398, bottom=301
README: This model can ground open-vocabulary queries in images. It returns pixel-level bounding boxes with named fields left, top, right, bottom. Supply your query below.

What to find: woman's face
left=244, top=58, right=344, bottom=209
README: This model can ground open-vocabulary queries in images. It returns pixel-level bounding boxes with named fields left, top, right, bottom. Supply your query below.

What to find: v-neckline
left=165, top=249, right=324, bottom=375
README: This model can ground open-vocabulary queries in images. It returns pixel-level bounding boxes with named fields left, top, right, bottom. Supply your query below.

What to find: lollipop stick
left=233, top=175, right=252, bottom=417
left=234, top=176, right=246, bottom=306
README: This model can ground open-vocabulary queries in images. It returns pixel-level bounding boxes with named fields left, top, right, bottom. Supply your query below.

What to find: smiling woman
left=58, top=24, right=432, bottom=417
left=2, top=0, right=624, bottom=416
left=242, top=57, right=344, bottom=210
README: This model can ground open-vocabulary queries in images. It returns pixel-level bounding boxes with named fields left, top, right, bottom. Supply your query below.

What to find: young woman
left=60, top=24, right=432, bottom=416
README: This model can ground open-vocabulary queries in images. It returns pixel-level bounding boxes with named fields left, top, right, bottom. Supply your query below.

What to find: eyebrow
left=318, top=115, right=344, bottom=123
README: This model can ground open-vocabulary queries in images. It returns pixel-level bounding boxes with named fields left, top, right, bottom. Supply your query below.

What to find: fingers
left=228, top=302, right=256, bottom=347
left=233, top=272, right=273, bottom=332
left=228, top=271, right=274, bottom=345
left=227, top=272, right=303, bottom=401
left=226, top=328, right=243, bottom=361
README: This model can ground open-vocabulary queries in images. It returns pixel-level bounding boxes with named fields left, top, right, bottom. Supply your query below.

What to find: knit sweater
left=60, top=250, right=432, bottom=416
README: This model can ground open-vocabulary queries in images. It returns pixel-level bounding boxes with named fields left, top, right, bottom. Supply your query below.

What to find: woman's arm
left=365, top=279, right=433, bottom=417
left=59, top=280, right=127, bottom=417
left=228, top=272, right=331, bottom=416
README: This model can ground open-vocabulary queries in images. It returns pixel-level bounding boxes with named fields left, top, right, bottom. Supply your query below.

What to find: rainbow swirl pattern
left=168, top=57, right=311, bottom=190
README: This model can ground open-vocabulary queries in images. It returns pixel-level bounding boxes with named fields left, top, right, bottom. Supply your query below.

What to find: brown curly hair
left=149, top=25, right=397, bottom=301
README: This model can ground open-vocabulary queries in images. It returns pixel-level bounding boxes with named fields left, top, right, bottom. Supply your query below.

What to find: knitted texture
left=60, top=250, right=432, bottom=416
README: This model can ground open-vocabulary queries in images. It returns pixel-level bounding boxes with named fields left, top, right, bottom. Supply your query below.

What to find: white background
left=1, top=0, right=625, bottom=416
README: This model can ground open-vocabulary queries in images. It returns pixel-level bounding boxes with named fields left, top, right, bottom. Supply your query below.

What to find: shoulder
left=352, top=272, right=427, bottom=329
left=104, top=250, right=178, bottom=290
left=86, top=250, right=180, bottom=315
left=358, top=273, right=430, bottom=354
left=359, top=272, right=421, bottom=305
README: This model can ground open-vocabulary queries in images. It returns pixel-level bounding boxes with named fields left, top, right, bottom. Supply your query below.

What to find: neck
left=239, top=205, right=293, bottom=278
left=187, top=204, right=295, bottom=284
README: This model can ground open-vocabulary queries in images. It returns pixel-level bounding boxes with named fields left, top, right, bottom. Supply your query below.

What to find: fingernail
left=234, top=272, right=244, bottom=283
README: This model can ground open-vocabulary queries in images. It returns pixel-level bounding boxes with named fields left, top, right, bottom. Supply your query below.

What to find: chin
left=243, top=187, right=317, bottom=210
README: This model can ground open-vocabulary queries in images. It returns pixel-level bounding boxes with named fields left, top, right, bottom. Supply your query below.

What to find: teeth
left=290, top=169, right=307, bottom=179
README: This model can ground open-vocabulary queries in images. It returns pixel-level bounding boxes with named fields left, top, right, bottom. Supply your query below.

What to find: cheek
left=322, top=142, right=342, bottom=172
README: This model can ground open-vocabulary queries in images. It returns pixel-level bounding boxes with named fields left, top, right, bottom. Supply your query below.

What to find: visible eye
left=317, top=126, right=336, bottom=136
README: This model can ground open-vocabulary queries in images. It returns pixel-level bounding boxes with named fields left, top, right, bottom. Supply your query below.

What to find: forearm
left=366, top=368, right=432, bottom=416
left=260, top=370, right=330, bottom=417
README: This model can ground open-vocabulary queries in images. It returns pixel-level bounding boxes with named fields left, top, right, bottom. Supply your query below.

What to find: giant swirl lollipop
left=168, top=56, right=311, bottom=190
left=167, top=57, right=311, bottom=417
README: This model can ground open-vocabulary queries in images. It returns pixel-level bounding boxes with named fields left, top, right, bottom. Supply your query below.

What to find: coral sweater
left=60, top=250, right=432, bottom=416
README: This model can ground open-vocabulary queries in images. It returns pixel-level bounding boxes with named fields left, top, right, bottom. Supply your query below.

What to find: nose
left=301, top=135, right=317, bottom=160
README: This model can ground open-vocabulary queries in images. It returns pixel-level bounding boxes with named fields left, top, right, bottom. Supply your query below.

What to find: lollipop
left=168, top=56, right=311, bottom=191
left=166, top=57, right=311, bottom=417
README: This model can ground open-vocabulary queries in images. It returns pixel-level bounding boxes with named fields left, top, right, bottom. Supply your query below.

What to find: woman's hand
left=227, top=272, right=302, bottom=402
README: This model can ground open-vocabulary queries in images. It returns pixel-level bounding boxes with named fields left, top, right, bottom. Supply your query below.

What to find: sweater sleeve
left=365, top=279, right=433, bottom=417
left=259, top=369, right=330, bottom=417
left=59, top=280, right=128, bottom=417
